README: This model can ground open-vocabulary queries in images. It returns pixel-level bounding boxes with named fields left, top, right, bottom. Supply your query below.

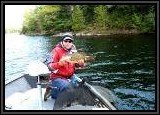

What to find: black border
left=1, top=0, right=159, bottom=114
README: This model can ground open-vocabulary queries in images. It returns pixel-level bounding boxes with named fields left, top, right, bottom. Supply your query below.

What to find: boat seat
left=38, top=75, right=52, bottom=101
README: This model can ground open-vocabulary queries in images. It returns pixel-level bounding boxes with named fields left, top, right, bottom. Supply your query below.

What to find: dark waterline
left=5, top=33, right=156, bottom=110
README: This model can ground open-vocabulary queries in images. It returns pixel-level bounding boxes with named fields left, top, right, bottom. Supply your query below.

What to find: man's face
left=62, top=39, right=73, bottom=50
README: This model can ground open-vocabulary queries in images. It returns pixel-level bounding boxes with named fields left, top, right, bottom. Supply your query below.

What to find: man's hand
left=75, top=59, right=85, bottom=68
left=78, top=59, right=85, bottom=67
left=58, top=60, right=66, bottom=66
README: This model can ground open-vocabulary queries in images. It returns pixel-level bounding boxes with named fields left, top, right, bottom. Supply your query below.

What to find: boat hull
left=5, top=74, right=116, bottom=110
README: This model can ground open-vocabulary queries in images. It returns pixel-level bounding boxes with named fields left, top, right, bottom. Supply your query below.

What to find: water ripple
left=114, top=88, right=155, bottom=102
left=89, top=62, right=114, bottom=67
left=132, top=70, right=153, bottom=75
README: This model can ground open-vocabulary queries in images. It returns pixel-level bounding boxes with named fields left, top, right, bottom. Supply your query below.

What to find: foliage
left=72, top=5, right=85, bottom=31
left=81, top=5, right=96, bottom=25
left=21, top=5, right=155, bottom=35
left=131, top=6, right=155, bottom=32
left=94, top=5, right=108, bottom=29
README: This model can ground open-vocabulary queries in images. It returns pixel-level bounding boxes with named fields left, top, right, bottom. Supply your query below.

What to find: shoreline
left=52, top=29, right=155, bottom=37
left=14, top=29, right=155, bottom=37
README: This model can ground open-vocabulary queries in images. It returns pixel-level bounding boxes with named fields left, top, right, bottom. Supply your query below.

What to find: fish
left=60, top=52, right=96, bottom=63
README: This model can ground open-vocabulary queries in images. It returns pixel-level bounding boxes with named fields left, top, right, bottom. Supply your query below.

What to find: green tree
left=21, top=5, right=155, bottom=35
left=81, top=5, right=96, bottom=25
left=22, top=9, right=37, bottom=34
left=22, top=5, right=59, bottom=35
left=131, top=5, right=155, bottom=32
left=36, top=5, right=59, bottom=35
left=94, top=5, right=108, bottom=29
left=53, top=5, right=72, bottom=32
left=72, top=5, right=85, bottom=31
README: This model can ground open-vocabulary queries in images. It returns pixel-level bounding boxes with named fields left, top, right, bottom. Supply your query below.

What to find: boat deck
left=5, top=88, right=110, bottom=110
left=5, top=88, right=55, bottom=110
left=5, top=74, right=115, bottom=110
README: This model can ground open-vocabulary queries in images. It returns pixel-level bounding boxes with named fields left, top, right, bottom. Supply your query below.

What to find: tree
left=72, top=5, right=85, bottom=31
left=36, top=5, right=59, bottom=34
left=94, top=5, right=108, bottom=29
left=21, top=9, right=37, bottom=34
left=53, top=5, right=72, bottom=32
left=81, top=5, right=96, bottom=25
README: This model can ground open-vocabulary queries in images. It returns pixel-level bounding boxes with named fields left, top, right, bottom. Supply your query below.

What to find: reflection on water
left=5, top=33, right=156, bottom=110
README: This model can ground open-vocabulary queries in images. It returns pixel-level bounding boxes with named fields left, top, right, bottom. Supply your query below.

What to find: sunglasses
left=63, top=40, right=73, bottom=43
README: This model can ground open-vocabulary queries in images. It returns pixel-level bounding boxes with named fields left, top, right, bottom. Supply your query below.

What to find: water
left=5, top=33, right=156, bottom=110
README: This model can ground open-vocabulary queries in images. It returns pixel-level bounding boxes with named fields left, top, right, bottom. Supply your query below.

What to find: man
left=44, top=32, right=84, bottom=100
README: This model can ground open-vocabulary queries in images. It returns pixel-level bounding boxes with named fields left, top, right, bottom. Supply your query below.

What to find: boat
left=5, top=61, right=117, bottom=110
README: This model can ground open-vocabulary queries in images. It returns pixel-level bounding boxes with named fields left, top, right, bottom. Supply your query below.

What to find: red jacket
left=48, top=42, right=76, bottom=80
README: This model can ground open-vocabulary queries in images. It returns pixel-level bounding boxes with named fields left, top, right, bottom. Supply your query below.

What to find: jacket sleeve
left=48, top=48, right=62, bottom=70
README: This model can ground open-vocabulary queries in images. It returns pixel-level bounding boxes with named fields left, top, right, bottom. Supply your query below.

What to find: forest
left=20, top=5, right=155, bottom=36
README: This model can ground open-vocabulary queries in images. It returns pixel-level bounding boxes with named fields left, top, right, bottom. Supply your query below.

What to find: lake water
left=5, top=33, right=156, bottom=110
